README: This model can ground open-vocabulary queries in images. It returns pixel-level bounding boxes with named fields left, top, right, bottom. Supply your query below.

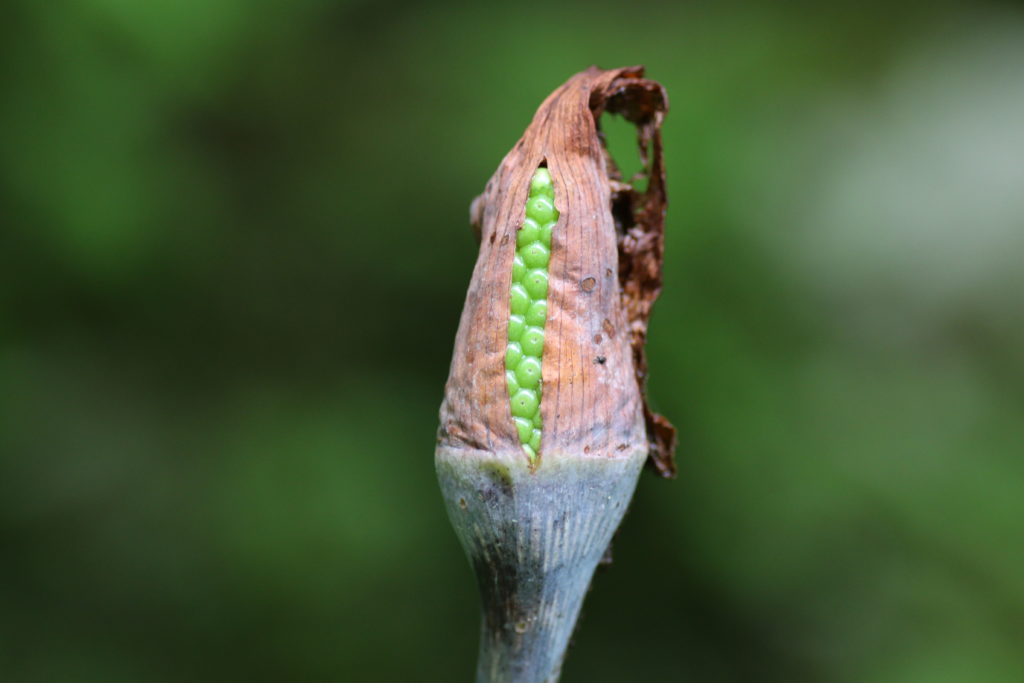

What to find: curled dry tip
left=437, top=65, right=674, bottom=682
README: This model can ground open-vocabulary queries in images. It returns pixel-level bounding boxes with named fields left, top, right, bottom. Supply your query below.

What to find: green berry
left=522, top=443, right=537, bottom=462
left=529, top=429, right=542, bottom=451
left=517, top=218, right=541, bottom=247
left=512, top=253, right=526, bottom=282
left=513, top=417, right=533, bottom=442
left=526, top=196, right=556, bottom=224
left=510, top=389, right=539, bottom=418
left=508, top=314, right=525, bottom=341
left=515, top=356, right=542, bottom=389
left=510, top=283, right=530, bottom=315
left=506, top=342, right=522, bottom=369
left=523, top=269, right=548, bottom=300
left=506, top=369, right=519, bottom=396
left=520, top=327, right=545, bottom=357
left=522, top=241, right=550, bottom=269
left=532, top=411, right=543, bottom=428
left=530, top=168, right=553, bottom=197
left=540, top=221, right=554, bottom=246
left=525, top=300, right=547, bottom=327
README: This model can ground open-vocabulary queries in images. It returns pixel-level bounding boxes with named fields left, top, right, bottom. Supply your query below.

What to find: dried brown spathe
left=439, top=66, right=676, bottom=477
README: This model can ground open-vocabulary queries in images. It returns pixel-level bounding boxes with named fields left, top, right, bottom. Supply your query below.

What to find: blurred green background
left=2, top=1, right=1023, bottom=681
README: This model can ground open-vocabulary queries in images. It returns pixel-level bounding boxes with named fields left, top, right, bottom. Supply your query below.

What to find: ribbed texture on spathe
left=436, top=447, right=646, bottom=683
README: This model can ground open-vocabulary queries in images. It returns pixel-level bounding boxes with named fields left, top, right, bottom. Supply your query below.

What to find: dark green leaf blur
left=2, top=1, right=1022, bottom=681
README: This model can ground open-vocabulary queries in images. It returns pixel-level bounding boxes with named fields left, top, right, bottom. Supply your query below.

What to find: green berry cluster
left=506, top=167, right=557, bottom=463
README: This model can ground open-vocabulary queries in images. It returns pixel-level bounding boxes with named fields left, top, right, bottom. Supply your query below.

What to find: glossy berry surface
left=506, top=167, right=557, bottom=462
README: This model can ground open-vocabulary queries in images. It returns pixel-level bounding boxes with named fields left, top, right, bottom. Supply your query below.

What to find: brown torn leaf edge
left=594, top=67, right=678, bottom=478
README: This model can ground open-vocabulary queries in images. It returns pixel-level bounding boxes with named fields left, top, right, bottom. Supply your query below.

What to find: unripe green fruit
left=508, top=314, right=525, bottom=341
left=513, top=417, right=533, bottom=442
left=510, top=283, right=530, bottom=315
left=522, top=241, right=550, bottom=269
left=523, top=269, right=549, bottom=300
left=506, top=369, right=519, bottom=396
left=514, top=356, right=542, bottom=389
left=525, top=300, right=547, bottom=327
left=540, top=221, right=554, bottom=246
left=506, top=167, right=559, bottom=462
left=526, top=196, right=556, bottom=224
left=520, top=327, right=545, bottom=357
left=517, top=219, right=541, bottom=248
left=510, top=388, right=539, bottom=418
left=505, top=341, right=522, bottom=369
left=512, top=253, right=526, bottom=282
left=529, top=167, right=553, bottom=195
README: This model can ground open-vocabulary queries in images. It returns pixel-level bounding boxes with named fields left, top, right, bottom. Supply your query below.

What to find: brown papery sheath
left=438, top=65, right=675, bottom=475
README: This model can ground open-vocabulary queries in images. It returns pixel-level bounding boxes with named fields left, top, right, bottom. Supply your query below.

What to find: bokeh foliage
left=2, top=1, right=1023, bottom=681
